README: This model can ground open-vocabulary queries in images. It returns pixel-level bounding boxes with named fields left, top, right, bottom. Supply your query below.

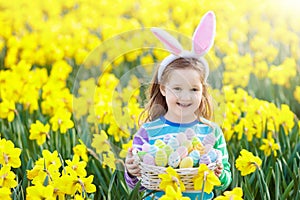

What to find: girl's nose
left=179, top=91, right=192, bottom=100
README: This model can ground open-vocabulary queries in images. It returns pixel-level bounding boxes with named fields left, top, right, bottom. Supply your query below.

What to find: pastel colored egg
left=194, top=143, right=206, bottom=155
left=163, top=134, right=172, bottom=144
left=155, top=149, right=168, bottom=167
left=137, top=151, right=147, bottom=160
left=167, top=137, right=180, bottom=151
left=154, top=139, right=166, bottom=149
left=185, top=128, right=196, bottom=140
left=205, top=143, right=215, bottom=154
left=207, top=149, right=218, bottom=163
left=142, top=143, right=151, bottom=152
left=164, top=145, right=174, bottom=157
left=143, top=153, right=155, bottom=165
left=181, top=140, right=193, bottom=152
left=148, top=145, right=159, bottom=157
left=176, top=146, right=188, bottom=159
left=168, top=151, right=181, bottom=168
left=179, top=157, right=194, bottom=168
left=189, top=150, right=201, bottom=167
left=176, top=133, right=187, bottom=145
left=203, top=133, right=216, bottom=146
left=191, top=136, right=201, bottom=146
left=199, top=154, right=211, bottom=165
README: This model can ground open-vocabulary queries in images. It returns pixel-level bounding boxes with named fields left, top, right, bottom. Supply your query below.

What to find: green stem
left=200, top=172, right=208, bottom=200
left=258, top=167, right=271, bottom=200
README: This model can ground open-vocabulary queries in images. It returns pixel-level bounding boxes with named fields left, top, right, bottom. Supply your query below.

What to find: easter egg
left=143, top=153, right=155, bottom=165
left=137, top=151, right=147, bottom=160
left=148, top=145, right=159, bottom=157
left=176, top=133, right=187, bottom=145
left=154, top=139, right=166, bottom=149
left=194, top=143, right=205, bottom=155
left=199, top=154, right=211, bottom=165
left=207, top=149, right=218, bottom=163
left=203, top=133, right=216, bottom=146
left=163, top=134, right=172, bottom=144
left=176, top=146, right=188, bottom=159
left=189, top=150, right=201, bottom=167
left=204, top=144, right=214, bottom=154
left=179, top=157, right=194, bottom=168
left=192, top=136, right=201, bottom=146
left=184, top=128, right=196, bottom=140
left=155, top=149, right=168, bottom=167
left=181, top=140, right=193, bottom=152
left=167, top=137, right=180, bottom=151
left=185, top=128, right=196, bottom=140
left=164, top=145, right=174, bottom=157
left=168, top=152, right=181, bottom=168
left=142, top=143, right=151, bottom=152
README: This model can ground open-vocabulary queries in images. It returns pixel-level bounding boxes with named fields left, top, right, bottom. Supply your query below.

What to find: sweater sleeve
left=213, top=125, right=232, bottom=191
left=124, top=127, right=149, bottom=190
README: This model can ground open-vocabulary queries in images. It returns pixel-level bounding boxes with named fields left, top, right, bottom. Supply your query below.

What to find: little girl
left=125, top=11, right=231, bottom=199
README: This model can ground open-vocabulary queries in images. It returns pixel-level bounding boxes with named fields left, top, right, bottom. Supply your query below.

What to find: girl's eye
left=191, top=88, right=199, bottom=92
left=173, top=87, right=181, bottom=91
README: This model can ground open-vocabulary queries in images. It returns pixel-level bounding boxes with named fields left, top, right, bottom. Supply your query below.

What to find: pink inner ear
left=194, top=13, right=215, bottom=54
left=153, top=32, right=181, bottom=55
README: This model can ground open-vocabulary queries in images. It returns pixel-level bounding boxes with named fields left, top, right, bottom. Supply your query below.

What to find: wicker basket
left=139, top=162, right=205, bottom=191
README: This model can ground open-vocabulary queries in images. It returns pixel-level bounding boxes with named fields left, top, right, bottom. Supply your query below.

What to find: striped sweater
left=125, top=116, right=232, bottom=199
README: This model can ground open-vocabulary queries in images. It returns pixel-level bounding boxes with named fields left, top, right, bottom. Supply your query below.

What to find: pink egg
left=176, top=133, right=187, bottom=145
left=199, top=154, right=211, bottom=165
left=163, top=134, right=172, bottom=144
left=143, top=153, right=155, bottom=165
left=142, top=143, right=151, bottom=152
left=176, top=146, right=188, bottom=159
left=203, top=133, right=216, bottom=146
left=185, top=128, right=196, bottom=140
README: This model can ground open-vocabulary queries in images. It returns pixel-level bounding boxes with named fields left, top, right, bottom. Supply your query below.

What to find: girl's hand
left=214, top=162, right=223, bottom=178
left=125, top=147, right=141, bottom=177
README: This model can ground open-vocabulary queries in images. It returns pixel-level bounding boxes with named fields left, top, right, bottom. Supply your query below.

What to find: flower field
left=0, top=0, right=299, bottom=199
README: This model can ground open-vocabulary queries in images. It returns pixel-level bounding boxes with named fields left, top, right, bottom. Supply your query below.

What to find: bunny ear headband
left=151, top=11, right=216, bottom=82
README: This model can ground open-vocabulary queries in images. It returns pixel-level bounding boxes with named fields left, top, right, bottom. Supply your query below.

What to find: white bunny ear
left=192, top=11, right=216, bottom=56
left=151, top=27, right=183, bottom=55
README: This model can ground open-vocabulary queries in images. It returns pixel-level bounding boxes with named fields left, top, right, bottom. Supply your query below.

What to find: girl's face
left=160, top=68, right=203, bottom=123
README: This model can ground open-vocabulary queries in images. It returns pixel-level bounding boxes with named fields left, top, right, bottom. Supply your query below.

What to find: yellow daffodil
left=29, top=120, right=50, bottom=145
left=59, top=173, right=96, bottom=197
left=91, top=130, right=110, bottom=154
left=36, top=150, right=62, bottom=170
left=65, top=155, right=87, bottom=178
left=159, top=185, right=191, bottom=200
left=73, top=140, right=88, bottom=162
left=0, top=187, right=11, bottom=200
left=102, top=151, right=116, bottom=172
left=214, top=187, right=244, bottom=200
left=193, top=164, right=221, bottom=193
left=235, top=149, right=262, bottom=176
left=159, top=167, right=185, bottom=192
left=0, top=165, right=17, bottom=188
left=119, top=140, right=133, bottom=158
left=49, top=108, right=74, bottom=134
left=294, top=86, right=300, bottom=104
left=0, top=138, right=21, bottom=168
left=279, top=104, right=295, bottom=134
left=26, top=183, right=55, bottom=200
left=0, top=99, right=16, bottom=122
left=259, top=133, right=280, bottom=157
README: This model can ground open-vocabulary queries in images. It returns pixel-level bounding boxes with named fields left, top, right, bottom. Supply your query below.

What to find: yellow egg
left=154, top=139, right=166, bottom=149
left=179, top=157, right=194, bottom=168
left=155, top=149, right=168, bottom=166
left=194, top=143, right=206, bottom=155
